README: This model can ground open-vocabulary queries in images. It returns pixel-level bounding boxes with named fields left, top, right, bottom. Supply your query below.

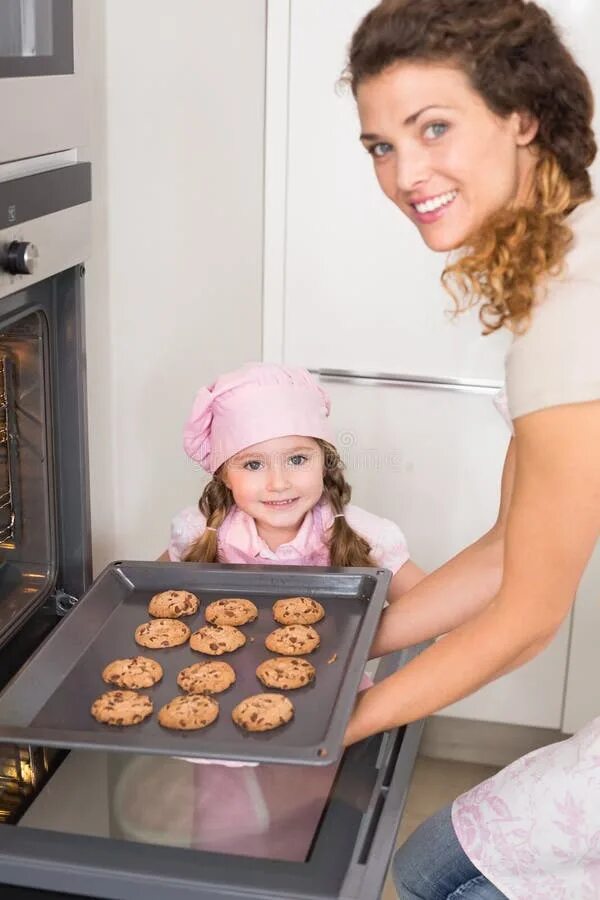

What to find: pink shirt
left=168, top=499, right=410, bottom=573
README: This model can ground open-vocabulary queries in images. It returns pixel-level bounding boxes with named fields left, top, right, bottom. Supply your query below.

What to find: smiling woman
left=341, top=1, right=600, bottom=899
left=356, top=65, right=539, bottom=253
left=346, top=0, right=595, bottom=333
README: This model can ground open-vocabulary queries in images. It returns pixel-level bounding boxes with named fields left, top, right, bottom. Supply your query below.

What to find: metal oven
left=0, top=0, right=87, bottom=163
left=0, top=158, right=92, bottom=832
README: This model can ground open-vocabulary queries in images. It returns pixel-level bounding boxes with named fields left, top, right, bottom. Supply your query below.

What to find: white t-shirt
left=452, top=197, right=600, bottom=899
left=506, top=197, right=600, bottom=418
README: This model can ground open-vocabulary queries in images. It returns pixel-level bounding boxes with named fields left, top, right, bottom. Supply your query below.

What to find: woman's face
left=356, top=62, right=538, bottom=252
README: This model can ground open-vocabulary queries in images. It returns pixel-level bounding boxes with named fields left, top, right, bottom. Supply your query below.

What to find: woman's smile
left=411, top=189, right=459, bottom=224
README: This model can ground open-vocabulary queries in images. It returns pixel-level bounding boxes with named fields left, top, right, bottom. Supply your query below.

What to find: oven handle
left=340, top=643, right=429, bottom=900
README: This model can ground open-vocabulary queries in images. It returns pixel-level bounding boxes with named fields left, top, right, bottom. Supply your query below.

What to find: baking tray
left=0, top=561, right=390, bottom=766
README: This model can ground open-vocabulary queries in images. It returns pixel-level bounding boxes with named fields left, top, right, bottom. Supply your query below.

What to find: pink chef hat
left=183, top=363, right=334, bottom=473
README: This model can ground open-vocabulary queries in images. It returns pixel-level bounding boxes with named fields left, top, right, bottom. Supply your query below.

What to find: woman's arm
left=157, top=550, right=170, bottom=561
left=345, top=402, right=600, bottom=745
left=370, top=439, right=515, bottom=656
left=386, top=560, right=428, bottom=601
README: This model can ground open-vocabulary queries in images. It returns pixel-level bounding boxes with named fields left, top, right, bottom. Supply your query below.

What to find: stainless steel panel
left=0, top=1, right=87, bottom=163
left=313, top=367, right=502, bottom=395
left=0, top=203, right=90, bottom=301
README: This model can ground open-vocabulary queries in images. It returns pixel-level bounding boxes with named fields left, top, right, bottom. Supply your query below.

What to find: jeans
left=392, top=804, right=509, bottom=899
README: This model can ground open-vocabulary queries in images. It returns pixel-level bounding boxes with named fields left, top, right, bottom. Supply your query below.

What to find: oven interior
left=0, top=265, right=90, bottom=826
left=0, top=307, right=56, bottom=643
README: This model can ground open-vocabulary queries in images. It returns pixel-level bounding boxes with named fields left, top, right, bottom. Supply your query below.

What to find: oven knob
left=4, top=241, right=39, bottom=275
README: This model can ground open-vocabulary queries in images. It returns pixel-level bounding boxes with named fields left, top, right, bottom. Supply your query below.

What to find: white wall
left=86, top=1, right=266, bottom=570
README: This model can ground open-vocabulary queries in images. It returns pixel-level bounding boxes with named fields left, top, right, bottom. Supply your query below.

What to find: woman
left=342, top=1, right=600, bottom=897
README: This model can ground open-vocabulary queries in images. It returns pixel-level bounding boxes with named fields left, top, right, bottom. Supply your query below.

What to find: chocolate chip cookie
left=204, top=598, right=258, bottom=626
left=102, top=656, right=163, bottom=689
left=177, top=661, right=236, bottom=694
left=272, top=596, right=325, bottom=625
left=158, top=694, right=219, bottom=731
left=232, top=693, right=294, bottom=732
left=135, top=618, right=191, bottom=649
left=148, top=589, right=199, bottom=618
left=91, top=690, right=153, bottom=726
left=256, top=657, right=316, bottom=690
left=264, top=624, right=320, bottom=656
left=190, top=624, right=246, bottom=655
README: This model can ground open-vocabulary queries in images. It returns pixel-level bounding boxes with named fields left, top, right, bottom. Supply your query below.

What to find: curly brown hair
left=183, top=440, right=375, bottom=566
left=346, top=0, right=596, bottom=332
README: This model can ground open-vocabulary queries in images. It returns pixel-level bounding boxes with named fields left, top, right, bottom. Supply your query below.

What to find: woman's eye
left=243, top=460, right=263, bottom=471
left=423, top=122, right=448, bottom=140
left=288, top=454, right=308, bottom=467
left=368, top=142, right=393, bottom=159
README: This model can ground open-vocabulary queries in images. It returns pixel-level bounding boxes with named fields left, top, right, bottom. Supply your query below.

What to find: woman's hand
left=345, top=401, right=600, bottom=745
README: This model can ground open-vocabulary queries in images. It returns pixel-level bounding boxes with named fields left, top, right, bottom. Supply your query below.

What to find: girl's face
left=356, top=62, right=539, bottom=252
left=223, top=435, right=325, bottom=546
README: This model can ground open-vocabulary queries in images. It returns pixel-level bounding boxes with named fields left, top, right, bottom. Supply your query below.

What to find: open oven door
left=0, top=647, right=424, bottom=900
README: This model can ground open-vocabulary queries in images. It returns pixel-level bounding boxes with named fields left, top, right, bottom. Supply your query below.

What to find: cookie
left=102, top=656, right=163, bottom=689
left=177, top=661, right=236, bottom=694
left=135, top=618, right=191, bottom=649
left=91, top=690, right=153, bottom=726
left=205, top=598, right=258, bottom=626
left=272, top=596, right=325, bottom=625
left=148, top=590, right=199, bottom=618
left=232, top=693, right=294, bottom=732
left=190, top=624, right=246, bottom=655
left=158, top=694, right=219, bottom=731
left=256, top=657, right=316, bottom=690
left=264, top=624, right=320, bottom=656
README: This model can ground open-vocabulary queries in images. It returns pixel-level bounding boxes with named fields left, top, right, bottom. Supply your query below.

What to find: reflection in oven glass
left=0, top=310, right=55, bottom=643
left=0, top=355, right=19, bottom=548
left=19, top=749, right=340, bottom=863
left=0, top=0, right=54, bottom=58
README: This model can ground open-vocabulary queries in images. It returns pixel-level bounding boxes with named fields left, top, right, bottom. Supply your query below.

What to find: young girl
left=165, top=362, right=423, bottom=593
left=156, top=361, right=424, bottom=858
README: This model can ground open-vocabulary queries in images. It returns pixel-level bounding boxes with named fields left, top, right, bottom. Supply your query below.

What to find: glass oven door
left=0, top=0, right=73, bottom=79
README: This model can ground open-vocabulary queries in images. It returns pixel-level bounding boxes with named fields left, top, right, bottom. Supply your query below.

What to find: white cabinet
left=263, top=0, right=592, bottom=728
left=325, top=380, right=572, bottom=729
left=264, top=0, right=510, bottom=376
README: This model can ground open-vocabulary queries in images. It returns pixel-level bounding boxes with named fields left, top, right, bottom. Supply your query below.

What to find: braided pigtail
left=318, top=440, right=375, bottom=567
left=183, top=475, right=233, bottom=562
